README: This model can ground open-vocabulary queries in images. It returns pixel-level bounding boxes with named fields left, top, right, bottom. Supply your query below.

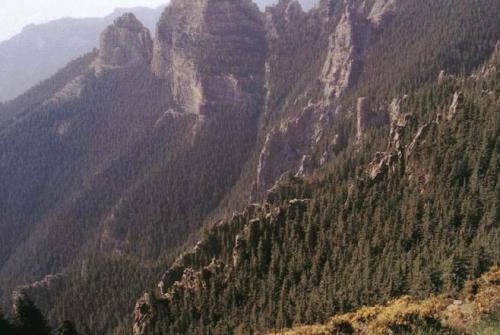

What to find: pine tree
left=472, top=247, right=492, bottom=277
left=14, top=295, right=51, bottom=335
left=430, top=268, right=444, bottom=294
left=57, top=320, right=79, bottom=335
left=0, top=310, right=14, bottom=335
left=448, top=256, right=469, bottom=292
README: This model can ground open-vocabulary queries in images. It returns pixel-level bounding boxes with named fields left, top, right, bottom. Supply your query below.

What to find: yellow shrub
left=473, top=267, right=500, bottom=314
left=365, top=296, right=446, bottom=334
left=269, top=267, right=500, bottom=335
left=267, top=324, right=330, bottom=335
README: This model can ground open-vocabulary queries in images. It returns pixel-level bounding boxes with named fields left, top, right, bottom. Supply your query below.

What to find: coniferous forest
left=139, top=52, right=500, bottom=334
left=0, top=0, right=498, bottom=334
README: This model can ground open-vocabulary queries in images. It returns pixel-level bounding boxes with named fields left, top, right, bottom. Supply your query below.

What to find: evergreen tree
left=473, top=247, right=492, bottom=277
left=14, top=295, right=51, bottom=335
left=0, top=310, right=14, bottom=335
left=430, top=268, right=444, bottom=294
left=448, top=256, right=469, bottom=292
left=57, top=320, right=79, bottom=335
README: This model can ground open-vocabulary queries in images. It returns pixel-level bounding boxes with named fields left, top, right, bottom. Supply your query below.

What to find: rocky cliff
left=1, top=0, right=499, bottom=334
left=95, top=13, right=153, bottom=70
left=152, top=0, right=266, bottom=116
left=253, top=0, right=399, bottom=193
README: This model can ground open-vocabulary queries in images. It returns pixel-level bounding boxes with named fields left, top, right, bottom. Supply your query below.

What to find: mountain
left=0, top=6, right=164, bottom=103
left=0, top=1, right=320, bottom=104
left=132, top=45, right=500, bottom=334
left=0, top=0, right=498, bottom=334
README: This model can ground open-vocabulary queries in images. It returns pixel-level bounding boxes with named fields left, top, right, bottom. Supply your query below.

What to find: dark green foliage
left=0, top=310, right=14, bottom=334
left=0, top=1, right=498, bottom=334
left=355, top=0, right=500, bottom=99
left=14, top=296, right=51, bottom=335
left=148, top=59, right=500, bottom=334
left=57, top=320, right=79, bottom=335
left=0, top=297, right=78, bottom=335
left=447, top=256, right=469, bottom=292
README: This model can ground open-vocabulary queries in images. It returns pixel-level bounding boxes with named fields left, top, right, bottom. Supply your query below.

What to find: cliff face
left=95, top=13, right=153, bottom=69
left=151, top=0, right=266, bottom=116
left=253, top=0, right=398, bottom=193
left=2, top=0, right=499, bottom=334
left=0, top=5, right=268, bottom=327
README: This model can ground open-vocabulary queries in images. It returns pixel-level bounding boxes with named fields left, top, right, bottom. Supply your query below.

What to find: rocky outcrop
left=132, top=199, right=287, bottom=335
left=366, top=151, right=401, bottom=181
left=133, top=292, right=156, bottom=335
left=45, top=14, right=154, bottom=105
left=320, top=0, right=399, bottom=103
left=151, top=0, right=266, bottom=115
left=256, top=104, right=336, bottom=191
left=365, top=49, right=500, bottom=183
left=255, top=0, right=400, bottom=193
left=11, top=273, right=64, bottom=312
left=388, top=96, right=411, bottom=151
left=366, top=96, right=410, bottom=180
left=134, top=260, right=226, bottom=335
left=447, top=91, right=464, bottom=121
left=356, top=97, right=388, bottom=139
left=19, top=273, right=63, bottom=291
left=364, top=0, right=398, bottom=25
left=438, top=70, right=447, bottom=84
left=320, top=5, right=366, bottom=103
left=95, top=13, right=153, bottom=69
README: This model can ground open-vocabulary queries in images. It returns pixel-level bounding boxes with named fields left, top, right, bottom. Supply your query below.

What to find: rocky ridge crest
left=151, top=0, right=266, bottom=116
left=95, top=13, right=153, bottom=70
left=254, top=0, right=400, bottom=193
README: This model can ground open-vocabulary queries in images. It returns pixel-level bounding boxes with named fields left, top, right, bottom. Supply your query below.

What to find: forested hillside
left=271, top=267, right=500, bottom=334
left=134, top=49, right=500, bottom=334
left=0, top=0, right=498, bottom=334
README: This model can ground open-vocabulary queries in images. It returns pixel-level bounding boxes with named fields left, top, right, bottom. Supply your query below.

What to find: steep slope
left=0, top=6, right=164, bottom=103
left=212, top=0, right=500, bottom=214
left=133, top=47, right=500, bottom=334
left=0, top=3, right=267, bottom=332
left=0, top=14, right=173, bottom=304
left=0, top=0, right=498, bottom=334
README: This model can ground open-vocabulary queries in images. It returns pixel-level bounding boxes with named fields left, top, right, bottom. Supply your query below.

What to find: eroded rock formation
left=254, top=0, right=399, bottom=193
left=96, top=13, right=153, bottom=69
left=151, top=0, right=266, bottom=115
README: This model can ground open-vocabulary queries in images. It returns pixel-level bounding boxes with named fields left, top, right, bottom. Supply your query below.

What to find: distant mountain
left=0, top=6, right=164, bottom=102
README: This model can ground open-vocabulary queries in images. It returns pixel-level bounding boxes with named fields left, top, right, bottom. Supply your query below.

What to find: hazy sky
left=0, top=0, right=169, bottom=42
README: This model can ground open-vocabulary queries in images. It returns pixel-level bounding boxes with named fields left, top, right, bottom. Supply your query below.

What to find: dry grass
left=268, top=267, right=500, bottom=335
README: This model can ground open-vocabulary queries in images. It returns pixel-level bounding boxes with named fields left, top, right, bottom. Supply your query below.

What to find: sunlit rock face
left=253, top=0, right=400, bottom=193
left=96, top=13, right=153, bottom=69
left=152, top=0, right=266, bottom=116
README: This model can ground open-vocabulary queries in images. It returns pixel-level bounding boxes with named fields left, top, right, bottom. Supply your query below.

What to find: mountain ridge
left=133, top=45, right=500, bottom=334
left=0, top=6, right=164, bottom=103
left=0, top=0, right=498, bottom=334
